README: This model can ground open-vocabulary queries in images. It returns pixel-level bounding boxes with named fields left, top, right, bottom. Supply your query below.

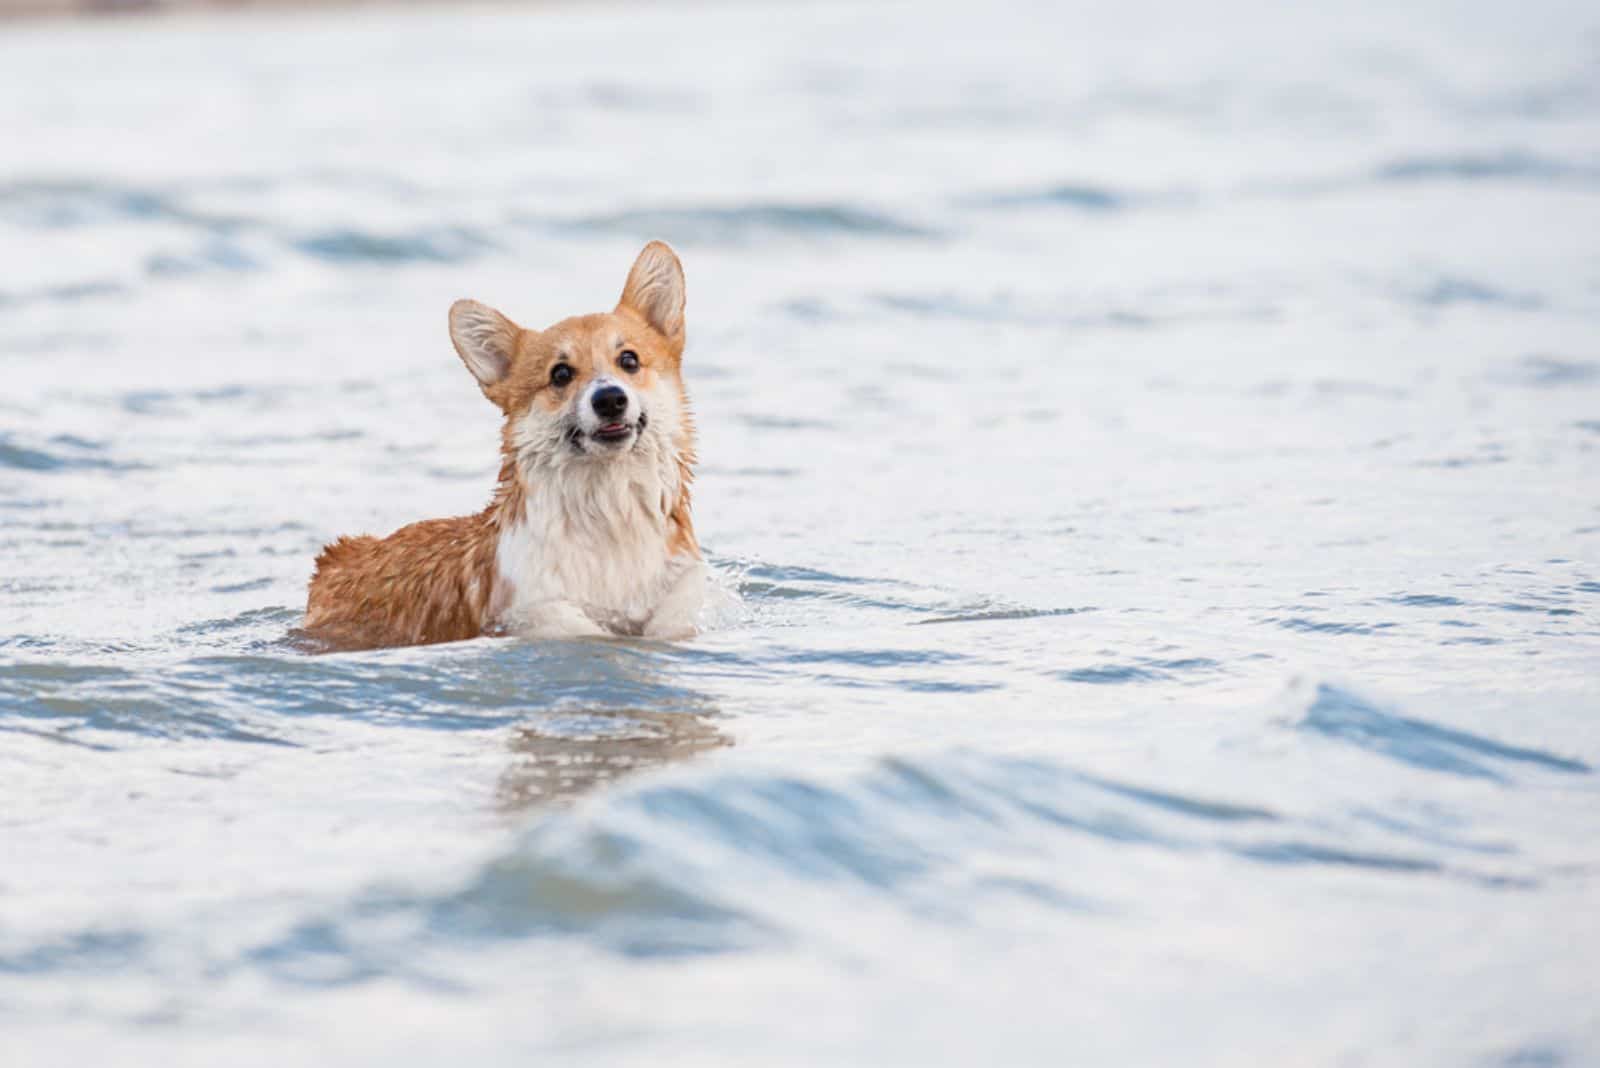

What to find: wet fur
left=304, top=242, right=700, bottom=650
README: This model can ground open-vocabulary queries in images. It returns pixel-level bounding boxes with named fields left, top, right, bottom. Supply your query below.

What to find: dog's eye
left=549, top=364, right=574, bottom=388
left=618, top=350, right=640, bottom=374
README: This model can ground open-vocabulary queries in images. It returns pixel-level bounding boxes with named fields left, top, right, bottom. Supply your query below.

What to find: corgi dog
left=304, top=241, right=704, bottom=649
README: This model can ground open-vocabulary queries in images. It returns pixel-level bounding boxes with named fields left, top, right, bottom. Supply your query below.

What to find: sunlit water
left=2, top=1, right=1599, bottom=1063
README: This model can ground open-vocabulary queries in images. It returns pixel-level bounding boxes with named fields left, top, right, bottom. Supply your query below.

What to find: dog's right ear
left=449, top=300, right=519, bottom=402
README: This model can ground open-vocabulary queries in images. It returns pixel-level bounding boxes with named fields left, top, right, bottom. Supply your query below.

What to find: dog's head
left=447, top=241, right=691, bottom=476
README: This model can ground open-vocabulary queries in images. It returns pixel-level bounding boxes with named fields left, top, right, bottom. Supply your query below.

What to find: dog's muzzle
left=570, top=377, right=647, bottom=450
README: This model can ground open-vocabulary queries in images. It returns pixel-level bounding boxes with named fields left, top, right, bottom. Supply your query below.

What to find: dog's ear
left=617, top=241, right=685, bottom=348
left=449, top=300, right=519, bottom=402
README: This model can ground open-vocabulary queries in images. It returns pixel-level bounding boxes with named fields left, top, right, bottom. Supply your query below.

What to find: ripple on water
left=0, top=661, right=298, bottom=749
left=0, top=178, right=249, bottom=232
left=1372, top=151, right=1600, bottom=185
left=176, top=605, right=305, bottom=641
left=0, top=632, right=720, bottom=747
left=1497, top=355, right=1600, bottom=388
left=1387, top=593, right=1466, bottom=608
left=914, top=606, right=1092, bottom=626
left=1293, top=683, right=1591, bottom=782
left=966, top=182, right=1130, bottom=211
left=544, top=202, right=941, bottom=244
left=1058, top=657, right=1224, bottom=685
left=5, top=739, right=1543, bottom=984
left=292, top=226, right=496, bottom=265
left=0, top=434, right=141, bottom=473
left=1272, top=617, right=1400, bottom=636
left=1406, top=276, right=1543, bottom=310
left=145, top=239, right=259, bottom=277
left=733, top=560, right=937, bottom=615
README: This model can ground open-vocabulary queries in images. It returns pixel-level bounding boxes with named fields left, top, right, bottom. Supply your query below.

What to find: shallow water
left=2, top=0, right=1599, bottom=1063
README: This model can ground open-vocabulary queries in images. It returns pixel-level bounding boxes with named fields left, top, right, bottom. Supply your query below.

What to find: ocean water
left=2, top=0, right=1598, bottom=1063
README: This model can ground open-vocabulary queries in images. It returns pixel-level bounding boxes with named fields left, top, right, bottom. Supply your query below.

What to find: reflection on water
left=497, top=704, right=730, bottom=811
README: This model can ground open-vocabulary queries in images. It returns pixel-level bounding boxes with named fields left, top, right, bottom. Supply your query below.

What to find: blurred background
left=2, top=1, right=1598, bottom=1065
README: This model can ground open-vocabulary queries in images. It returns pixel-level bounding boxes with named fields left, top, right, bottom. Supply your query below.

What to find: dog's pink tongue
left=600, top=422, right=626, bottom=433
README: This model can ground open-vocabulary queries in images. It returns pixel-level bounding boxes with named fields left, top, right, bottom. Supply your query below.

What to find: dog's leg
left=514, top=597, right=611, bottom=639
left=643, top=559, right=708, bottom=640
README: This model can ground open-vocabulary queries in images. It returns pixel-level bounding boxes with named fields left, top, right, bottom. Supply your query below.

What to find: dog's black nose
left=591, top=385, right=629, bottom=420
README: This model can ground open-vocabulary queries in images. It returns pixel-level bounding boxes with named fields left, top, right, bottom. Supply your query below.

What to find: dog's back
left=305, top=512, right=499, bottom=649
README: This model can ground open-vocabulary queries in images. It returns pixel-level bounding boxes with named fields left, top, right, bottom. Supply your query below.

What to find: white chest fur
left=492, top=455, right=700, bottom=639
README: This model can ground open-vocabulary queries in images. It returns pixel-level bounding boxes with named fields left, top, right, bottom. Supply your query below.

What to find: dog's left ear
left=617, top=241, right=686, bottom=350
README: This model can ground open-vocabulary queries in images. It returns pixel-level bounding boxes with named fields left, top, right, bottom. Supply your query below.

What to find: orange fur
left=304, top=242, right=699, bottom=650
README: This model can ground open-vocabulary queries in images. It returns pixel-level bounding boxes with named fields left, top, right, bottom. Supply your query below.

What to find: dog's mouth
left=569, top=410, right=648, bottom=451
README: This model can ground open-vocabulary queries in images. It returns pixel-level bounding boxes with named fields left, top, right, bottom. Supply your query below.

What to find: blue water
left=2, top=1, right=1598, bottom=1063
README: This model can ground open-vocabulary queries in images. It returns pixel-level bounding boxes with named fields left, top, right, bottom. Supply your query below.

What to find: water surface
left=2, top=1, right=1598, bottom=1064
